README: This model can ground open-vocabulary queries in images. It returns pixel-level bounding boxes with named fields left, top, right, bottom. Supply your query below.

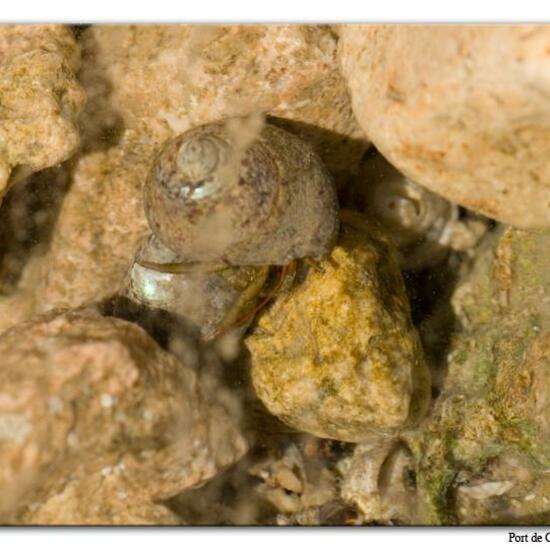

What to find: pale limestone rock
left=37, top=132, right=152, bottom=312
left=0, top=25, right=79, bottom=69
left=340, top=25, right=550, bottom=227
left=0, top=310, right=247, bottom=524
left=30, top=24, right=368, bottom=318
left=80, top=24, right=368, bottom=182
left=0, top=253, right=46, bottom=335
left=249, top=440, right=338, bottom=518
left=0, top=28, right=84, bottom=201
left=338, top=439, right=418, bottom=524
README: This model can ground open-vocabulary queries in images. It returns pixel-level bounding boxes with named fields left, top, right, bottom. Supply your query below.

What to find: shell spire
left=144, top=116, right=339, bottom=266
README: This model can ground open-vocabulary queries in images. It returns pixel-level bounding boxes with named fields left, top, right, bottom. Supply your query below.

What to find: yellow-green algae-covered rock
left=246, top=211, right=430, bottom=442
left=407, top=226, right=550, bottom=525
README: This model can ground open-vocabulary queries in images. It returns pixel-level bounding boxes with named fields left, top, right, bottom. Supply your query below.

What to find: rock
left=408, top=226, right=550, bottom=524
left=36, top=132, right=152, bottom=312
left=0, top=310, right=247, bottom=524
left=0, top=25, right=79, bottom=69
left=453, top=454, right=550, bottom=525
left=248, top=439, right=338, bottom=520
left=267, top=70, right=368, bottom=187
left=339, top=25, right=550, bottom=227
left=170, top=433, right=346, bottom=526
left=79, top=24, right=368, bottom=182
left=246, top=211, right=430, bottom=442
left=0, top=30, right=85, bottom=201
left=338, top=439, right=418, bottom=524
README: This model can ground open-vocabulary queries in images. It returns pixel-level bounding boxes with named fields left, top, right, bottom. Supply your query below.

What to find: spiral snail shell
left=349, top=153, right=487, bottom=271
left=128, top=116, right=340, bottom=339
left=144, top=117, right=339, bottom=266
left=127, top=234, right=270, bottom=340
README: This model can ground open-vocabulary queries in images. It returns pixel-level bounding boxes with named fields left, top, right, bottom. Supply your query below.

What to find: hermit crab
left=127, top=115, right=339, bottom=339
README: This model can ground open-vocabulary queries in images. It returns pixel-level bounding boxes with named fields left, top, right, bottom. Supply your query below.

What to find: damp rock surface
left=409, top=226, right=550, bottom=524
left=25, top=24, right=367, bottom=320
left=0, top=23, right=548, bottom=527
left=0, top=25, right=79, bottom=68
left=0, top=309, right=247, bottom=524
left=339, top=439, right=418, bottom=524
left=246, top=211, right=430, bottom=442
left=80, top=24, right=368, bottom=182
left=339, top=25, right=550, bottom=227
left=36, top=132, right=152, bottom=313
left=0, top=26, right=84, bottom=202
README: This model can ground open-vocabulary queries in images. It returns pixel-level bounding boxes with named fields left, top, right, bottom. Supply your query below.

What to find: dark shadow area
left=0, top=166, right=72, bottom=293
left=70, top=25, right=92, bottom=39
left=100, top=294, right=204, bottom=356
left=76, top=29, right=125, bottom=153
left=403, top=256, right=461, bottom=357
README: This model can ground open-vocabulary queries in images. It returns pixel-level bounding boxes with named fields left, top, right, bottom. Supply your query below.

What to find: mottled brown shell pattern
left=144, top=118, right=339, bottom=266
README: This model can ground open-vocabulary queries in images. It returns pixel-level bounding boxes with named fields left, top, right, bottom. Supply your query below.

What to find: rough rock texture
left=170, top=433, right=348, bottom=526
left=453, top=454, right=550, bottom=525
left=36, top=132, right=152, bottom=312
left=0, top=310, right=247, bottom=524
left=0, top=27, right=85, bottom=201
left=338, top=439, right=418, bottom=524
left=408, top=226, right=550, bottom=524
left=0, top=25, right=79, bottom=68
left=80, top=24, right=368, bottom=182
left=339, top=25, right=550, bottom=227
left=249, top=439, right=338, bottom=522
left=246, top=211, right=430, bottom=442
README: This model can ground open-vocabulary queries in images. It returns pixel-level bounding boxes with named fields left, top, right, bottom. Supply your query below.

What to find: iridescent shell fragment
left=127, top=235, right=269, bottom=340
